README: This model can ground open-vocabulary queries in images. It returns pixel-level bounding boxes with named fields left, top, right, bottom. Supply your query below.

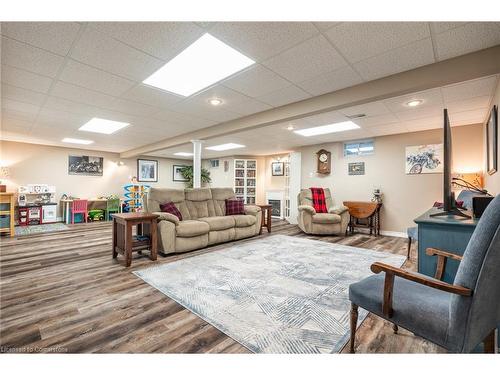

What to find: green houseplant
left=179, top=165, right=212, bottom=188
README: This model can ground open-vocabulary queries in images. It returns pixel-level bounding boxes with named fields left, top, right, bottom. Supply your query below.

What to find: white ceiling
left=1, top=21, right=500, bottom=154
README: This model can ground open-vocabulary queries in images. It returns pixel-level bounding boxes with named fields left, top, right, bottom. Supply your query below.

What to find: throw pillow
left=160, top=201, right=182, bottom=221
left=225, top=198, right=245, bottom=215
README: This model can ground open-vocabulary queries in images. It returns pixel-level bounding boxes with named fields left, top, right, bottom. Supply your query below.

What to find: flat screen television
left=430, top=108, right=470, bottom=219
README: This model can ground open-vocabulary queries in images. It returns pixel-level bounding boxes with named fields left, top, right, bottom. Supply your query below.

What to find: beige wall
left=264, top=154, right=289, bottom=192
left=0, top=140, right=191, bottom=218
left=299, top=123, right=484, bottom=233
left=484, top=79, right=500, bottom=194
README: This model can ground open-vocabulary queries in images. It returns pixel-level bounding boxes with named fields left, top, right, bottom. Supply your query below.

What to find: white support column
left=191, top=140, right=203, bottom=188
left=288, top=151, right=302, bottom=225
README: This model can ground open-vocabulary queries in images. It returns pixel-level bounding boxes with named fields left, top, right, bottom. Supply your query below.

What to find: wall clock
left=316, top=149, right=331, bottom=175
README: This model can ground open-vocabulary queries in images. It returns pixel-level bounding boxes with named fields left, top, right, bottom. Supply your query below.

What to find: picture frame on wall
left=68, top=155, right=103, bottom=176
left=137, top=159, right=158, bottom=182
left=348, top=162, right=365, bottom=175
left=173, top=165, right=189, bottom=182
left=271, top=162, right=284, bottom=176
left=405, top=144, right=444, bottom=174
left=486, top=105, right=498, bottom=175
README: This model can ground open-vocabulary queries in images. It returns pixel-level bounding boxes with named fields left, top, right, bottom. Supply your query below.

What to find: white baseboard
left=355, top=227, right=407, bottom=238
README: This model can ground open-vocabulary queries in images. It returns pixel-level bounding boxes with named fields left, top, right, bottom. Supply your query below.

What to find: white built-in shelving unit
left=234, top=159, right=257, bottom=204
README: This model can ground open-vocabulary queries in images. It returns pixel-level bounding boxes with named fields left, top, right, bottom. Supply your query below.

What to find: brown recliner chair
left=297, top=188, right=350, bottom=236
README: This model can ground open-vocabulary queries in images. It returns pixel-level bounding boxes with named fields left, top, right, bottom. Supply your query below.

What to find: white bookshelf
left=234, top=159, right=257, bottom=204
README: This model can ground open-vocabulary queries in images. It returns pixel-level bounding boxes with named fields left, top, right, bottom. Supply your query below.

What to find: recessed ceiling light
left=79, top=118, right=130, bottom=135
left=205, top=143, right=245, bottom=151
left=174, top=152, right=194, bottom=157
left=286, top=124, right=295, bottom=130
left=143, top=33, right=255, bottom=97
left=208, top=98, right=223, bottom=106
left=62, top=138, right=94, bottom=145
left=294, top=121, right=360, bottom=137
left=406, top=99, right=423, bottom=107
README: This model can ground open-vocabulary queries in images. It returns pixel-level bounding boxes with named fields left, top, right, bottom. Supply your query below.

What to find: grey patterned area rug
left=134, top=234, right=405, bottom=354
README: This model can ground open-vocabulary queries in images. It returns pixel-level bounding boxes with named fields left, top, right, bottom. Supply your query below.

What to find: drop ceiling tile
left=441, top=76, right=498, bottom=102
left=2, top=98, right=40, bottom=116
left=354, top=38, right=435, bottom=81
left=0, top=121, right=30, bottom=134
left=226, top=98, right=272, bottom=116
left=448, top=108, right=488, bottom=126
left=37, top=107, right=91, bottom=127
left=1, top=36, right=65, bottom=78
left=394, top=105, right=444, bottom=121
left=0, top=22, right=81, bottom=56
left=51, top=81, right=116, bottom=108
left=1, top=65, right=53, bottom=93
left=1, top=108, right=38, bottom=124
left=446, top=96, right=492, bottom=113
left=209, top=22, right=319, bottom=61
left=303, top=111, right=349, bottom=126
left=339, top=101, right=390, bottom=118
left=1, top=84, right=46, bottom=106
left=43, top=96, right=100, bottom=117
left=105, top=98, right=158, bottom=117
left=434, top=22, right=500, bottom=61
left=369, top=123, right=409, bottom=136
left=325, top=22, right=430, bottom=63
left=257, top=84, right=311, bottom=107
left=429, top=22, right=468, bottom=35
left=151, top=108, right=215, bottom=128
left=354, top=113, right=399, bottom=127
left=120, top=84, right=183, bottom=108
left=297, top=65, right=363, bottom=96
left=383, top=88, right=443, bottom=113
left=263, top=35, right=348, bottom=83
left=59, top=60, right=136, bottom=97
left=89, top=22, right=205, bottom=61
left=70, top=27, right=164, bottom=81
left=222, top=65, right=291, bottom=98
left=403, top=116, right=443, bottom=132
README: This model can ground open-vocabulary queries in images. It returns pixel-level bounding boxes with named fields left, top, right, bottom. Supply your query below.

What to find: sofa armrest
left=329, top=205, right=349, bottom=215
left=298, top=205, right=316, bottom=215
left=153, top=212, right=180, bottom=226
left=244, top=205, right=261, bottom=215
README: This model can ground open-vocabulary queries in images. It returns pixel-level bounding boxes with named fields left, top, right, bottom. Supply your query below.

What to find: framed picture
left=486, top=105, right=498, bottom=175
left=271, top=162, right=284, bottom=176
left=173, top=165, right=189, bottom=182
left=137, top=159, right=158, bottom=182
left=348, top=162, right=365, bottom=175
left=405, top=144, right=443, bottom=174
left=68, top=155, right=103, bottom=176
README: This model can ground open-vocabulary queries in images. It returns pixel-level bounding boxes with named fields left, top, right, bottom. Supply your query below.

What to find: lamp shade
left=452, top=172, right=483, bottom=190
left=0, top=166, right=10, bottom=179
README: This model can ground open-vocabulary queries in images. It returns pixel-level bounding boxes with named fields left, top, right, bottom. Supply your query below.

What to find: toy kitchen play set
left=17, top=184, right=57, bottom=225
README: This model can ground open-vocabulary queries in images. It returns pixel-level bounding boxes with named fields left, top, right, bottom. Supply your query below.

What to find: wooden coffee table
left=258, top=204, right=272, bottom=234
left=112, top=212, right=158, bottom=267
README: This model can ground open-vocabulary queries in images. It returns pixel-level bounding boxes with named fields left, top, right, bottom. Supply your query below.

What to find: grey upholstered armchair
left=349, top=194, right=500, bottom=353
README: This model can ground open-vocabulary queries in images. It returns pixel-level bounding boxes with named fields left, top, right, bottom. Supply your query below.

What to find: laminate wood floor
left=0, top=220, right=445, bottom=353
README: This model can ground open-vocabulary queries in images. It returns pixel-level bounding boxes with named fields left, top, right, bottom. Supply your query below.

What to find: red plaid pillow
left=160, top=201, right=182, bottom=221
left=225, top=198, right=245, bottom=215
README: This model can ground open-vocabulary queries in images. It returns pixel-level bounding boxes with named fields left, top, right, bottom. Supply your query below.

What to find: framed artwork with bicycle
left=405, top=144, right=443, bottom=174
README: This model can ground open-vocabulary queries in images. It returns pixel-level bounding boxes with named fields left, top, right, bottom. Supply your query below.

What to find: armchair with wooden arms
left=348, top=194, right=500, bottom=353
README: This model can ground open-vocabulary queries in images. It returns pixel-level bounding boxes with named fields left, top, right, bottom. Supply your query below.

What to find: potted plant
left=179, top=166, right=212, bottom=188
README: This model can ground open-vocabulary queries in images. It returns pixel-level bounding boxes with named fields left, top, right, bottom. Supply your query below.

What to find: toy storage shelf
left=0, top=193, right=15, bottom=237
left=234, top=159, right=257, bottom=205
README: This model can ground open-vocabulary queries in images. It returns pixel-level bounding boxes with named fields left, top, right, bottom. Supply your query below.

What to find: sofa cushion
left=312, top=213, right=341, bottom=224
left=176, top=220, right=210, bottom=238
left=226, top=198, right=245, bottom=215
left=233, top=214, right=257, bottom=227
left=185, top=188, right=212, bottom=201
left=160, top=201, right=182, bottom=221
left=198, top=216, right=235, bottom=231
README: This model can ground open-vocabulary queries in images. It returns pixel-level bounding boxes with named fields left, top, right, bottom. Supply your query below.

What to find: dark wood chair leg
left=393, top=323, right=398, bottom=334
left=484, top=329, right=498, bottom=353
left=407, top=237, right=412, bottom=260
left=350, top=303, right=358, bottom=353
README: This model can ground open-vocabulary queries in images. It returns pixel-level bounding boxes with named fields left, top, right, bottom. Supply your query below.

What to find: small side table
left=258, top=204, right=272, bottom=234
left=343, top=201, right=382, bottom=236
left=112, top=212, right=158, bottom=267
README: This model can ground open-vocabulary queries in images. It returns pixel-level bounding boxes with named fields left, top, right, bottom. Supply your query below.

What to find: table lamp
left=452, top=172, right=486, bottom=194
left=0, top=166, right=10, bottom=192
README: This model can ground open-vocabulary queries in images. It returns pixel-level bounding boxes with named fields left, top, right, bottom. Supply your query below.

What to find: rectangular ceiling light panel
left=79, top=118, right=130, bottom=134
left=205, top=143, right=245, bottom=151
left=62, top=138, right=94, bottom=145
left=143, top=33, right=255, bottom=97
left=294, top=121, right=360, bottom=137
left=174, top=152, right=194, bottom=157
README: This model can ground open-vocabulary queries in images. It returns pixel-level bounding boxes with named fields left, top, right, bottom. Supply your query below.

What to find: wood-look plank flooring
left=0, top=220, right=445, bottom=353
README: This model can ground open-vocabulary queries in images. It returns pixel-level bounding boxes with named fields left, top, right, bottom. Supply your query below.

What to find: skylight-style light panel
left=79, top=118, right=130, bottom=135
left=205, top=143, right=245, bottom=151
left=62, top=138, right=94, bottom=145
left=294, top=121, right=360, bottom=137
left=174, top=152, right=194, bottom=157
left=143, top=33, right=255, bottom=97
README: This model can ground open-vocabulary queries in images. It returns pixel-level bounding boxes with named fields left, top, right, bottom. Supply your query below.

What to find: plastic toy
left=88, top=209, right=105, bottom=221
left=123, top=176, right=150, bottom=212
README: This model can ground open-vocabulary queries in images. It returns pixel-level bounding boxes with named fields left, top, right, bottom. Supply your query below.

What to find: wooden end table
left=258, top=204, right=272, bottom=234
left=112, top=212, right=158, bottom=267
left=343, top=201, right=382, bottom=236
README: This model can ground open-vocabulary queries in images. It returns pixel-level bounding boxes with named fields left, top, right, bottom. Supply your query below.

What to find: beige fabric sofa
left=144, top=187, right=262, bottom=255
left=297, top=188, right=350, bottom=236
